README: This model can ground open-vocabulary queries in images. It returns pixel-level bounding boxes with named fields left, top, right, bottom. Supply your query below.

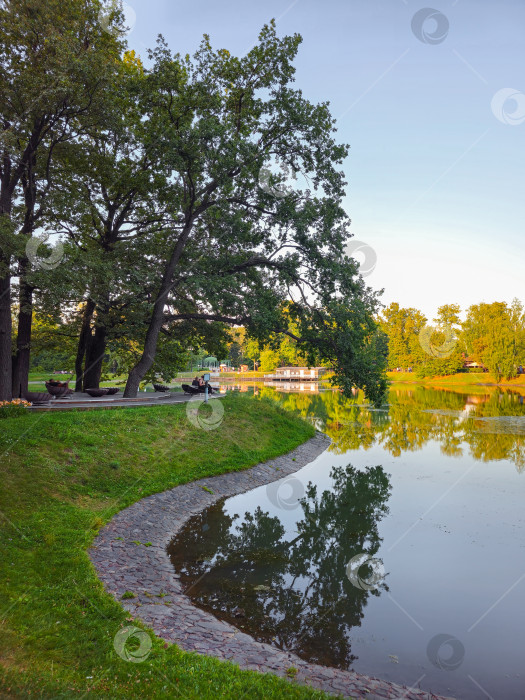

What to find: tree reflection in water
left=168, top=465, right=391, bottom=669
left=257, top=385, right=525, bottom=471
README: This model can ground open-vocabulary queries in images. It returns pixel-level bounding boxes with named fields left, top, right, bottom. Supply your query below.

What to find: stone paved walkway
left=29, top=390, right=223, bottom=411
left=90, top=433, right=453, bottom=700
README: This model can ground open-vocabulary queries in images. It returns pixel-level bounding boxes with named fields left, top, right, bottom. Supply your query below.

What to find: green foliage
left=28, top=313, right=77, bottom=372
left=415, top=310, right=465, bottom=378
left=381, top=298, right=525, bottom=382
left=463, top=300, right=525, bottom=380
left=380, top=302, right=428, bottom=369
left=282, top=299, right=389, bottom=407
left=260, top=348, right=280, bottom=372
left=105, top=335, right=190, bottom=385
left=415, top=349, right=465, bottom=379
left=108, top=22, right=388, bottom=402
left=434, top=303, right=461, bottom=327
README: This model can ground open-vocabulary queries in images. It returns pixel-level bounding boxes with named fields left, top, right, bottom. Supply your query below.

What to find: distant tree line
left=380, top=300, right=525, bottom=380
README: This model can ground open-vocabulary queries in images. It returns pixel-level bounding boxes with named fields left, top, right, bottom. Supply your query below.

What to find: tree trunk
left=0, top=269, right=11, bottom=401
left=11, top=148, right=38, bottom=399
left=123, top=221, right=195, bottom=398
left=74, top=299, right=95, bottom=391
left=0, top=189, right=13, bottom=401
left=12, top=261, right=33, bottom=398
left=123, top=314, right=164, bottom=397
left=83, top=322, right=107, bottom=390
left=1, top=127, right=40, bottom=401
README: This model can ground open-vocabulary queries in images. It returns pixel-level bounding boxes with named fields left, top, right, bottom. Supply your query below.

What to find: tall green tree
left=463, top=300, right=525, bottom=380
left=380, top=302, right=427, bottom=369
left=122, top=24, right=388, bottom=405
left=0, top=0, right=122, bottom=399
left=435, top=303, right=461, bottom=327
left=416, top=303, right=464, bottom=378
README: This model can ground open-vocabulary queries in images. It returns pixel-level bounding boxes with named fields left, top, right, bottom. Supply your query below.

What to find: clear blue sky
left=121, top=0, right=525, bottom=322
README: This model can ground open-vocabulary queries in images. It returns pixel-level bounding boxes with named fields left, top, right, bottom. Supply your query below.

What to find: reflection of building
left=264, top=381, right=321, bottom=392
left=265, top=367, right=328, bottom=381
left=218, top=383, right=253, bottom=393
left=465, top=395, right=487, bottom=405
left=461, top=394, right=490, bottom=418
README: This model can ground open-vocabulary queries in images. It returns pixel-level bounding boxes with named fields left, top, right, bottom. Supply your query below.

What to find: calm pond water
left=168, top=384, right=525, bottom=699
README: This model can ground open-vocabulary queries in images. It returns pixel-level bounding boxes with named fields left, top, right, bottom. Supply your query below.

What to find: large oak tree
left=121, top=24, right=388, bottom=404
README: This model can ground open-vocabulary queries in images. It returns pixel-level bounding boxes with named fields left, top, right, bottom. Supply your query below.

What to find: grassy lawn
left=425, top=372, right=525, bottom=387
left=0, top=394, right=330, bottom=699
left=27, top=373, right=55, bottom=382
left=387, top=371, right=525, bottom=388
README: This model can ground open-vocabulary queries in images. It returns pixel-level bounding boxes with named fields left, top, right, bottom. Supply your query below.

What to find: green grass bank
left=0, top=394, right=331, bottom=699
left=387, top=371, right=525, bottom=389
